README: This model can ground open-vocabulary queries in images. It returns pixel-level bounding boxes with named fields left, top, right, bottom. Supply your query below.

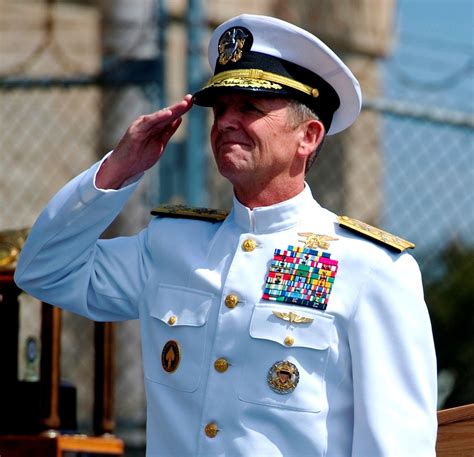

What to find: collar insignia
left=298, top=232, right=338, bottom=250
left=272, top=310, right=314, bottom=324
left=218, top=27, right=249, bottom=65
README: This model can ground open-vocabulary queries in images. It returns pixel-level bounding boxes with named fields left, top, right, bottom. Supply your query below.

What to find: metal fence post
left=185, top=0, right=207, bottom=206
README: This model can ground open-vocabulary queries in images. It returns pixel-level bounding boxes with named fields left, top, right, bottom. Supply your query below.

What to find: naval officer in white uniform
left=15, top=14, right=437, bottom=457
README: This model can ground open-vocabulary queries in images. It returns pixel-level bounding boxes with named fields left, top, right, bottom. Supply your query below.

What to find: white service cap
left=193, top=14, right=362, bottom=135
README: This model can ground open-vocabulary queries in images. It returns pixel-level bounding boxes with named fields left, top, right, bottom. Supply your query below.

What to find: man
left=15, top=14, right=437, bottom=457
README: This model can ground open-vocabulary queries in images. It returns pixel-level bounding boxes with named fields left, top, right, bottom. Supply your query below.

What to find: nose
left=214, top=105, right=240, bottom=131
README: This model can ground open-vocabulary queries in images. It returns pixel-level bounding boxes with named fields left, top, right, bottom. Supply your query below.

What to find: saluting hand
left=96, top=94, right=193, bottom=189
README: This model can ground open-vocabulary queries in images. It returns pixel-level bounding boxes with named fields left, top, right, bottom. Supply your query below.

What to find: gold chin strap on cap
left=204, top=69, right=320, bottom=98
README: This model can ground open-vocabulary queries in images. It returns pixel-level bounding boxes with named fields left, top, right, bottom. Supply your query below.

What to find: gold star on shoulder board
left=298, top=232, right=339, bottom=250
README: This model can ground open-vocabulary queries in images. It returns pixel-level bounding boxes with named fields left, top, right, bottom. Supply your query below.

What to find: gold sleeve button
left=204, top=422, right=219, bottom=438
left=167, top=315, right=177, bottom=325
left=225, top=294, right=239, bottom=309
left=241, top=239, right=257, bottom=252
left=214, top=358, right=229, bottom=373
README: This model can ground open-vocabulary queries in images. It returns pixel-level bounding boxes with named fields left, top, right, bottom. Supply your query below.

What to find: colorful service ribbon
left=262, top=245, right=338, bottom=310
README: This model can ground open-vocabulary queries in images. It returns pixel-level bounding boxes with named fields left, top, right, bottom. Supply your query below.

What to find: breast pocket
left=238, top=302, right=336, bottom=412
left=141, top=283, right=213, bottom=392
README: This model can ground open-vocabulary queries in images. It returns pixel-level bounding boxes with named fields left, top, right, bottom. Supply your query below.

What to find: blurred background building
left=0, top=0, right=472, bottom=455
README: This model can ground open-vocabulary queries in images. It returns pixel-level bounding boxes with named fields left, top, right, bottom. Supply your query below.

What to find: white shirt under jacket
left=15, top=157, right=438, bottom=457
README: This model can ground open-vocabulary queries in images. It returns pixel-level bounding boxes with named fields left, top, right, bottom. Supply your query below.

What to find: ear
left=296, top=119, right=325, bottom=160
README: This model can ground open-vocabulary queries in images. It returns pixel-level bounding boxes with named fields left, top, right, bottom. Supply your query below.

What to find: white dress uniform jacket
left=15, top=158, right=438, bottom=457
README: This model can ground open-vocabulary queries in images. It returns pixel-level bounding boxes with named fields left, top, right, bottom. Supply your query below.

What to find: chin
left=216, top=160, right=245, bottom=181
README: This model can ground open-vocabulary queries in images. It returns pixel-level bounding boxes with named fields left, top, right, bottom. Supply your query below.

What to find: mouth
left=219, top=140, right=239, bottom=149
left=217, top=136, right=251, bottom=151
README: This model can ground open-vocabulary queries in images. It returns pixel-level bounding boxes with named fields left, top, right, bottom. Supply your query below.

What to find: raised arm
left=15, top=95, right=193, bottom=321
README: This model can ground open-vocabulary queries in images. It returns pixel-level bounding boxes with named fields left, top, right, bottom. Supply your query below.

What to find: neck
left=234, top=178, right=305, bottom=209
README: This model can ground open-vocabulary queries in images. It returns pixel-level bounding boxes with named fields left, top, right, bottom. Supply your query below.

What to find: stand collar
left=230, top=185, right=319, bottom=233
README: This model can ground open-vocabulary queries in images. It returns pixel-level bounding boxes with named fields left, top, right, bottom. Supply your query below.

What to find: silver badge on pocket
left=267, top=360, right=299, bottom=394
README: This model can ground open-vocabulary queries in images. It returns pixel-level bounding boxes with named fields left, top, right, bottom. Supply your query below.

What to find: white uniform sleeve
left=14, top=158, right=147, bottom=322
left=348, top=251, right=438, bottom=456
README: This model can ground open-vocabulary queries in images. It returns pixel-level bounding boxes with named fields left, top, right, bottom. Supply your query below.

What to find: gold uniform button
left=167, top=315, right=177, bottom=325
left=284, top=335, right=295, bottom=346
left=225, top=294, right=239, bottom=309
left=214, top=358, right=229, bottom=373
left=205, top=422, right=219, bottom=438
left=242, top=239, right=257, bottom=252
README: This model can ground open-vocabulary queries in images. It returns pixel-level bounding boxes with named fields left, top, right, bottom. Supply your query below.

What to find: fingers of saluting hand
left=137, top=94, right=193, bottom=132
left=160, top=117, right=183, bottom=145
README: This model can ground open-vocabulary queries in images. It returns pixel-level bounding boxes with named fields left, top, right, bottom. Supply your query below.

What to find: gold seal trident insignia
left=218, top=27, right=248, bottom=65
left=298, top=232, right=338, bottom=250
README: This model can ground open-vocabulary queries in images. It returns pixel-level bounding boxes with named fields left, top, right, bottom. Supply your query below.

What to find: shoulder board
left=150, top=204, right=229, bottom=222
left=337, top=215, right=415, bottom=252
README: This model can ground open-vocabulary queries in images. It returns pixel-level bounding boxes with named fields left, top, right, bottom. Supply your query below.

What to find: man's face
left=210, top=93, right=303, bottom=187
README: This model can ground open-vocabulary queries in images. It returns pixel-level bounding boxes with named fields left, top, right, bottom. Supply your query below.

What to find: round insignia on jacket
left=218, top=27, right=251, bottom=65
left=161, top=340, right=181, bottom=373
left=267, top=360, right=300, bottom=394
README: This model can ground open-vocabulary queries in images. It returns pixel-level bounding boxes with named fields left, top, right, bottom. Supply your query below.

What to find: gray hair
left=287, top=99, right=325, bottom=173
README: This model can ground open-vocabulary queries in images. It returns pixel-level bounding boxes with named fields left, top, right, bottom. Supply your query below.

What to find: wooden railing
left=437, top=403, right=474, bottom=456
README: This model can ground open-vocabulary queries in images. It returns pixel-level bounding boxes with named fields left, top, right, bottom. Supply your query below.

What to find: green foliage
left=424, top=243, right=474, bottom=407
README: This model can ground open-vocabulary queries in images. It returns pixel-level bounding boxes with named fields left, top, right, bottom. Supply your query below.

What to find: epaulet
left=150, top=204, right=229, bottom=222
left=337, top=215, right=415, bottom=253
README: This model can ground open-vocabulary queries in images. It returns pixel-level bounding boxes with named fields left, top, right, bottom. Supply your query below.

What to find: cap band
left=203, top=69, right=320, bottom=99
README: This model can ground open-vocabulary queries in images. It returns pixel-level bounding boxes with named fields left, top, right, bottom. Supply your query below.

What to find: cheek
left=257, top=126, right=286, bottom=150
left=210, top=124, right=218, bottom=154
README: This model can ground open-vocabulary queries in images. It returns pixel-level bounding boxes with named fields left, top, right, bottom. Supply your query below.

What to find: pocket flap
left=249, top=303, right=335, bottom=350
left=150, top=284, right=213, bottom=327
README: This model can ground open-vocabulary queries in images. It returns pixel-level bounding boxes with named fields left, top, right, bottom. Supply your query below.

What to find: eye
left=241, top=102, right=255, bottom=112
left=212, top=103, right=225, bottom=118
left=240, top=102, right=264, bottom=114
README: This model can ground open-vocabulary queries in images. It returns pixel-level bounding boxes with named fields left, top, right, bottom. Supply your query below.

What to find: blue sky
left=386, top=0, right=473, bottom=111
left=381, top=0, right=473, bottom=249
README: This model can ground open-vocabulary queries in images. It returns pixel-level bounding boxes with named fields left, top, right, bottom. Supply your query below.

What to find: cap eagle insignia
left=218, top=27, right=248, bottom=65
